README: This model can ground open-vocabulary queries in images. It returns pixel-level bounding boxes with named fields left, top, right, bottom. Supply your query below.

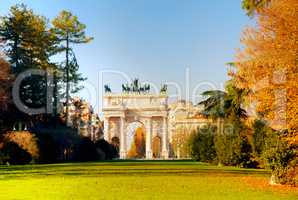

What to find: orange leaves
left=0, top=57, right=12, bottom=110
left=2, top=131, right=39, bottom=159
left=233, top=0, right=298, bottom=134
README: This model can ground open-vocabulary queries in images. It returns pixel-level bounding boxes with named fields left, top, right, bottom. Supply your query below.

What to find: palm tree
left=224, top=81, right=248, bottom=120
left=198, top=90, right=227, bottom=135
left=198, top=80, right=247, bottom=134
left=199, top=90, right=227, bottom=120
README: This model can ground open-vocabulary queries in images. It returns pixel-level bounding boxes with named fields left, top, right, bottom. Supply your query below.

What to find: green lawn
left=0, top=161, right=297, bottom=200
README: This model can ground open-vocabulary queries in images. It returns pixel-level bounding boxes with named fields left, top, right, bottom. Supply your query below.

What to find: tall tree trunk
left=65, top=33, right=70, bottom=126
left=13, top=36, right=19, bottom=72
left=45, top=68, right=48, bottom=115
left=53, top=70, right=58, bottom=118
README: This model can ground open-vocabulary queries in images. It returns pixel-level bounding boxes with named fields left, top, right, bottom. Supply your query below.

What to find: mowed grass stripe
left=0, top=161, right=297, bottom=200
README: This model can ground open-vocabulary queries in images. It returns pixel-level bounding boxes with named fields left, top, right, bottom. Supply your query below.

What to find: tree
left=242, top=0, right=271, bottom=16
left=252, top=119, right=269, bottom=157
left=198, top=80, right=247, bottom=132
left=198, top=90, right=226, bottom=120
left=233, top=0, right=298, bottom=140
left=2, top=131, right=39, bottom=160
left=71, top=98, right=84, bottom=129
left=262, top=131, right=297, bottom=185
left=0, top=57, right=12, bottom=113
left=1, top=142, right=32, bottom=165
left=224, top=80, right=248, bottom=120
left=188, top=125, right=216, bottom=163
left=0, top=4, right=33, bottom=73
left=74, top=137, right=99, bottom=161
left=234, top=0, right=298, bottom=184
left=172, top=126, right=191, bottom=158
left=0, top=4, right=57, bottom=112
left=198, top=80, right=249, bottom=166
left=51, top=10, right=93, bottom=125
left=95, top=139, right=118, bottom=160
left=0, top=56, right=13, bottom=132
left=214, top=121, right=253, bottom=167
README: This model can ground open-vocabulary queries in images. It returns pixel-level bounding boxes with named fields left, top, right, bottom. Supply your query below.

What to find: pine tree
left=51, top=10, right=93, bottom=125
left=0, top=4, right=57, bottom=111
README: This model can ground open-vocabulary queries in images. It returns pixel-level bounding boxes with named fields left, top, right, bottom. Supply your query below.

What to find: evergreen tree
left=0, top=4, right=57, bottom=112
left=198, top=80, right=250, bottom=166
left=188, top=125, right=217, bottom=163
left=51, top=10, right=92, bottom=125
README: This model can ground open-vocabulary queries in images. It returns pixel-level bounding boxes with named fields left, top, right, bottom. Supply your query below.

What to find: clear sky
left=0, top=0, right=251, bottom=115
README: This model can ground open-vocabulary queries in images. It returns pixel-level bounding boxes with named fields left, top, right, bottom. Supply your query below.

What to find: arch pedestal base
left=120, top=151, right=127, bottom=159
left=162, top=150, right=169, bottom=159
left=146, top=151, right=153, bottom=159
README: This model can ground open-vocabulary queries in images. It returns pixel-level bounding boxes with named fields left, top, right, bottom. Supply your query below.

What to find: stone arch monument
left=103, top=93, right=169, bottom=159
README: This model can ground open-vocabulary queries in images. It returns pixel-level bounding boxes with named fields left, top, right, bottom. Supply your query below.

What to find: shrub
left=32, top=123, right=81, bottom=162
left=1, top=142, right=32, bottom=164
left=252, top=120, right=268, bottom=156
left=239, top=135, right=258, bottom=168
left=0, top=151, right=9, bottom=165
left=1, top=131, right=39, bottom=164
left=172, top=127, right=192, bottom=158
left=37, top=133, right=59, bottom=163
left=214, top=132, right=239, bottom=166
left=188, top=125, right=216, bottom=163
left=262, top=131, right=297, bottom=185
left=74, top=137, right=99, bottom=161
left=214, top=122, right=255, bottom=167
left=95, top=139, right=118, bottom=160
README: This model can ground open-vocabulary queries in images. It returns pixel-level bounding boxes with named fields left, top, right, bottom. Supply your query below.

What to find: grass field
left=0, top=161, right=297, bottom=200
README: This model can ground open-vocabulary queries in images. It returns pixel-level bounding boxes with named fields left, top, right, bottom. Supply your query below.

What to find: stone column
left=162, top=116, right=169, bottom=159
left=103, top=117, right=109, bottom=141
left=146, top=118, right=152, bottom=159
left=119, top=117, right=126, bottom=159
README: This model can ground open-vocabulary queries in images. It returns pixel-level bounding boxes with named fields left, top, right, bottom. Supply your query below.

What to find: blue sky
left=0, top=0, right=251, bottom=114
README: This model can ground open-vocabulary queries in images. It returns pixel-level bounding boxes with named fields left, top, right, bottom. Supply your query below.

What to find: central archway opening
left=126, top=122, right=146, bottom=158
left=152, top=136, right=161, bottom=158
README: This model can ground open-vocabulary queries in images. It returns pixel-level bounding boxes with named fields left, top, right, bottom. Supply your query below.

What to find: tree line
left=188, top=0, right=297, bottom=186
left=0, top=4, right=120, bottom=165
left=0, top=4, right=92, bottom=127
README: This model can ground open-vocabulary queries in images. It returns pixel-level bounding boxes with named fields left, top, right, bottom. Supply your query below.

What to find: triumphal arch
left=103, top=93, right=169, bottom=159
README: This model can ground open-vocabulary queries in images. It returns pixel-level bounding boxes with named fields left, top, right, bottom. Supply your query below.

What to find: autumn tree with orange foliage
left=233, top=0, right=298, bottom=141
left=0, top=54, right=14, bottom=134
left=172, top=126, right=191, bottom=158
left=0, top=56, right=12, bottom=112
left=2, top=131, right=39, bottom=159
left=233, top=0, right=298, bottom=185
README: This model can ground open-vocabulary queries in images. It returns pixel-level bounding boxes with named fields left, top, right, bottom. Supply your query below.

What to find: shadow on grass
left=0, top=161, right=271, bottom=181
left=0, top=160, right=199, bottom=171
